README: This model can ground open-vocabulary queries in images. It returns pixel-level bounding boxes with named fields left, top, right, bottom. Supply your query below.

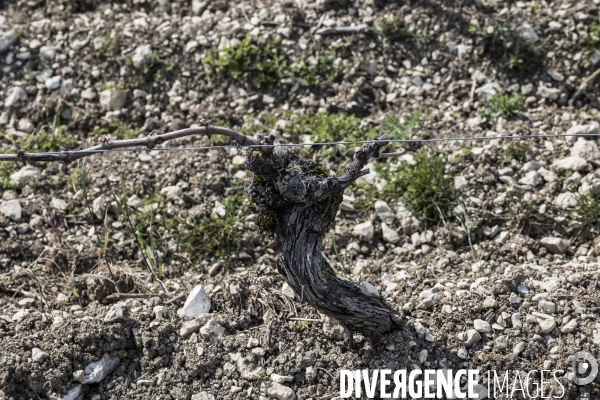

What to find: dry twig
left=569, top=67, right=600, bottom=105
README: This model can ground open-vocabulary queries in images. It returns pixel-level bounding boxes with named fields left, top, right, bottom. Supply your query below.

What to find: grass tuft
left=90, top=121, right=136, bottom=140
left=381, top=109, right=423, bottom=141
left=572, top=191, right=600, bottom=239
left=284, top=113, right=376, bottom=159
left=471, top=20, right=547, bottom=73
left=174, top=195, right=245, bottom=258
left=499, top=142, right=531, bottom=166
left=480, top=91, right=524, bottom=122
left=376, top=15, right=413, bottom=42
left=291, top=39, right=353, bottom=87
left=377, top=148, right=455, bottom=227
left=204, top=35, right=287, bottom=89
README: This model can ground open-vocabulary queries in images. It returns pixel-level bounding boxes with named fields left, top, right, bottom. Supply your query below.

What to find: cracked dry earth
left=0, top=0, right=600, bottom=399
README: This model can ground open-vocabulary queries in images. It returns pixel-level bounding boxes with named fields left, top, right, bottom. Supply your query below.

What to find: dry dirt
left=0, top=0, right=599, bottom=399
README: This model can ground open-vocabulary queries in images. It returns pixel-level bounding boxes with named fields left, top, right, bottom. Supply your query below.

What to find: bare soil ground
left=0, top=0, right=599, bottom=399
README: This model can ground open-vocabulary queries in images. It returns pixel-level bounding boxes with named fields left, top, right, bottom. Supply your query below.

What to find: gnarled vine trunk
left=244, top=134, right=402, bottom=343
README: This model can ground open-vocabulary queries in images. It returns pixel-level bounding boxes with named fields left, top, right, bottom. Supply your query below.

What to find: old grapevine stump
left=244, top=133, right=402, bottom=343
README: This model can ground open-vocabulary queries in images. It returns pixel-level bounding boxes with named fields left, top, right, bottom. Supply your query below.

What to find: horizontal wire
left=3, top=133, right=600, bottom=157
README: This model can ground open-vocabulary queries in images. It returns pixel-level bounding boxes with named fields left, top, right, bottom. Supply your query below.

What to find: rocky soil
left=0, top=0, right=600, bottom=399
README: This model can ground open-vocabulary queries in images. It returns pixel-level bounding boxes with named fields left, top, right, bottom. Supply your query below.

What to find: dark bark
left=245, top=133, right=402, bottom=343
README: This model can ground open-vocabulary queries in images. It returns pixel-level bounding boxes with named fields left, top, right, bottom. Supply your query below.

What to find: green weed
left=252, top=372, right=269, bottom=387
left=376, top=15, right=413, bottom=42
left=0, top=159, right=16, bottom=190
left=480, top=91, right=524, bottom=122
left=505, top=190, right=545, bottom=235
left=284, top=113, right=376, bottom=159
left=127, top=52, right=173, bottom=89
left=12, top=117, right=74, bottom=153
left=291, top=39, right=352, bottom=86
left=352, top=183, right=378, bottom=214
left=381, top=109, right=423, bottom=141
left=571, top=191, right=600, bottom=239
left=174, top=195, right=245, bottom=258
left=376, top=148, right=455, bottom=227
left=472, top=20, right=547, bottom=73
left=204, top=35, right=287, bottom=89
left=90, top=121, right=135, bottom=140
left=498, top=142, right=531, bottom=166
left=0, top=117, right=72, bottom=188
left=583, top=21, right=600, bottom=53
left=296, top=321, right=310, bottom=331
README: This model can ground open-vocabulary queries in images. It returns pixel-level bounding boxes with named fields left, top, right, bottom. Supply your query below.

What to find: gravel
left=0, top=0, right=599, bottom=399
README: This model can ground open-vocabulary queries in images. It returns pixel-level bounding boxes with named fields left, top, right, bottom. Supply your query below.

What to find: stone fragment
left=454, top=176, right=468, bottom=191
left=0, top=199, right=21, bottom=221
left=539, top=300, right=556, bottom=314
left=539, top=319, right=556, bottom=334
left=260, top=381, right=296, bottom=400
left=474, top=319, right=491, bottom=333
left=271, top=373, right=293, bottom=383
left=374, top=200, right=395, bottom=224
left=496, top=335, right=508, bottom=350
left=10, top=165, right=41, bottom=187
left=381, top=222, right=400, bottom=244
left=281, top=283, right=295, bottom=299
left=81, top=354, right=120, bottom=384
left=60, top=385, right=82, bottom=400
left=4, top=86, right=28, bottom=108
left=551, top=156, right=588, bottom=171
left=513, top=342, right=526, bottom=355
left=160, top=185, right=183, bottom=199
left=561, top=319, right=578, bottom=333
left=519, top=171, right=543, bottom=186
left=554, top=192, right=577, bottom=209
left=199, top=320, right=226, bottom=342
left=540, top=237, right=570, bottom=254
left=353, top=221, right=374, bottom=241
left=32, top=347, right=49, bottom=362
left=182, top=285, right=211, bottom=318
left=132, top=44, right=153, bottom=69
left=104, top=303, right=127, bottom=323
left=100, top=89, right=127, bottom=111
left=465, top=329, right=481, bottom=347
left=191, top=392, right=215, bottom=400
left=180, top=320, right=202, bottom=338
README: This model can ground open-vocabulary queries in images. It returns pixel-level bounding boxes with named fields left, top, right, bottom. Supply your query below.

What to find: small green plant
left=0, top=129, right=16, bottom=189
left=352, top=183, right=378, bottom=214
left=174, top=195, right=245, bottom=258
left=0, top=160, right=16, bottom=190
left=505, top=190, right=545, bottom=235
left=291, top=39, right=352, bottom=86
left=472, top=20, right=547, bottom=73
left=480, top=91, right=524, bottom=122
left=571, top=191, right=600, bottom=239
left=252, top=372, right=269, bottom=387
left=204, top=35, right=287, bottom=89
left=583, top=21, right=600, bottom=53
left=126, top=52, right=173, bottom=88
left=90, top=121, right=135, bottom=140
left=377, top=148, right=455, bottom=227
left=284, top=113, right=376, bottom=159
left=296, top=321, right=310, bottom=331
left=381, top=109, right=423, bottom=141
left=0, top=116, right=73, bottom=187
left=376, top=15, right=413, bottom=42
left=7, top=116, right=74, bottom=153
left=499, top=142, right=531, bottom=166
